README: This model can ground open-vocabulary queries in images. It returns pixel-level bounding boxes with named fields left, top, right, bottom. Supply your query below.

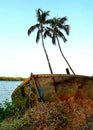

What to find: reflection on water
left=0, top=81, right=22, bottom=105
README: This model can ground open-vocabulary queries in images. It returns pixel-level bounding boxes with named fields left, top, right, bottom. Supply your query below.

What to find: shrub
left=0, top=100, right=21, bottom=122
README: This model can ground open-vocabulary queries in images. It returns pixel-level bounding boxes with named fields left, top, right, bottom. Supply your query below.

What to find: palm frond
left=44, top=29, right=52, bottom=39
left=60, top=16, right=68, bottom=24
left=57, top=29, right=67, bottom=43
left=64, top=25, right=70, bottom=35
left=52, top=34, right=56, bottom=45
left=45, top=19, right=53, bottom=24
left=42, top=11, right=50, bottom=23
left=50, top=17, right=60, bottom=29
left=43, top=11, right=50, bottom=18
left=59, top=25, right=70, bottom=35
left=28, top=24, right=39, bottom=36
left=36, top=8, right=50, bottom=24
left=47, top=27, right=55, bottom=34
left=36, top=30, right=41, bottom=43
left=36, top=8, right=42, bottom=22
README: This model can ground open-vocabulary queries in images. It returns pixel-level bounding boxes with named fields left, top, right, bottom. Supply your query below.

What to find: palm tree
left=44, top=17, right=75, bottom=75
left=28, top=8, right=53, bottom=74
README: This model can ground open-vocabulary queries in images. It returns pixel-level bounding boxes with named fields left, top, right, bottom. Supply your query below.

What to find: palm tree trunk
left=41, top=32, right=58, bottom=93
left=41, top=32, right=53, bottom=74
left=57, top=37, right=75, bottom=75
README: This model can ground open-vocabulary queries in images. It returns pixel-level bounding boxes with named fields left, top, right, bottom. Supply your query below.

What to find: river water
left=0, top=81, right=23, bottom=105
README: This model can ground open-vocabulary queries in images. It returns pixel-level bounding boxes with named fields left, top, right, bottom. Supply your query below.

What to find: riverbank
left=0, top=76, right=26, bottom=81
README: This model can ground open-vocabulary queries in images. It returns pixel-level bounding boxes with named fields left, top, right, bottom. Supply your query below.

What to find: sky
left=0, top=0, right=93, bottom=77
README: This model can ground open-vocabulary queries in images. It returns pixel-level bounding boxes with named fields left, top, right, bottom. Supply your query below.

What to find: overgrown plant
left=0, top=100, right=21, bottom=122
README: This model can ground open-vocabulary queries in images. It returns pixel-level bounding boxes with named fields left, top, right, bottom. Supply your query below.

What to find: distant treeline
left=0, top=76, right=26, bottom=81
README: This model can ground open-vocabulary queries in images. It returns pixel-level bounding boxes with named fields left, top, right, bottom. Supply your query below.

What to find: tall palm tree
left=28, top=8, right=53, bottom=74
left=44, top=17, right=75, bottom=75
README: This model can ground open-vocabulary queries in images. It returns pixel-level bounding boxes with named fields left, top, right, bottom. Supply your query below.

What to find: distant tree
left=28, top=8, right=53, bottom=74
left=44, top=17, right=75, bottom=75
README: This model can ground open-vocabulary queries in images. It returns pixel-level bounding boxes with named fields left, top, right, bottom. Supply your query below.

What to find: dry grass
left=0, top=97, right=93, bottom=130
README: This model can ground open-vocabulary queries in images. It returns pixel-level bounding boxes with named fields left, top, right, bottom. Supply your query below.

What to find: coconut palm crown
left=44, top=17, right=75, bottom=75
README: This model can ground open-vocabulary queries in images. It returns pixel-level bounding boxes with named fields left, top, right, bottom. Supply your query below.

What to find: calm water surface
left=0, top=81, right=22, bottom=105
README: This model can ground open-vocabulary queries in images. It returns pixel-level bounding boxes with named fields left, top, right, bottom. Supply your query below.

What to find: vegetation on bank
left=0, top=76, right=26, bottom=81
left=0, top=101, right=22, bottom=123
left=0, top=98, right=93, bottom=130
left=0, top=100, right=68, bottom=129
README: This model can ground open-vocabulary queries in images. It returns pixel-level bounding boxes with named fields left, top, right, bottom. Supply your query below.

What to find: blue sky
left=0, top=0, right=93, bottom=77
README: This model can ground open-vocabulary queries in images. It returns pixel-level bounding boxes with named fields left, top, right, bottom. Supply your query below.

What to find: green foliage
left=0, top=100, right=21, bottom=122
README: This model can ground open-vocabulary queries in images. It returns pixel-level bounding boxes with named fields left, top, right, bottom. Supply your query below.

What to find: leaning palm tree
left=28, top=8, right=53, bottom=74
left=44, top=17, right=75, bottom=75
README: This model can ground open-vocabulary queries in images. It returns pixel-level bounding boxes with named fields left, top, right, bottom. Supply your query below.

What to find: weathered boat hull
left=11, top=74, right=93, bottom=109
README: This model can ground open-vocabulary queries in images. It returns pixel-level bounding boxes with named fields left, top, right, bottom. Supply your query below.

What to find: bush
left=0, top=100, right=21, bottom=122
